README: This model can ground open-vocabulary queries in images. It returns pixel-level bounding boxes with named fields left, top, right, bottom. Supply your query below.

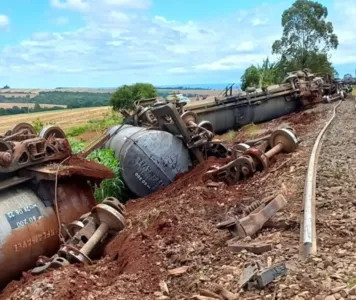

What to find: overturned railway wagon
left=0, top=124, right=114, bottom=288
left=186, top=86, right=301, bottom=134
left=185, top=70, right=346, bottom=134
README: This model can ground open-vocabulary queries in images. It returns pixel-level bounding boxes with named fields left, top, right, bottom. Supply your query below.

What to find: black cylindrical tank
left=104, top=125, right=192, bottom=197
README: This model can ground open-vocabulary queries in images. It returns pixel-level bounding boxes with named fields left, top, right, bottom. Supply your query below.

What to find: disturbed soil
left=3, top=99, right=356, bottom=300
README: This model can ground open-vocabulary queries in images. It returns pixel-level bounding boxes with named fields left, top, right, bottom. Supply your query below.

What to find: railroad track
left=300, top=98, right=356, bottom=259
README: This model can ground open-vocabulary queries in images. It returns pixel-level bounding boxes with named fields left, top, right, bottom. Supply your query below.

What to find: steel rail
left=301, top=100, right=342, bottom=259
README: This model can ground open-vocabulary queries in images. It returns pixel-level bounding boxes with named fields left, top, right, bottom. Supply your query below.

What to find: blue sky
left=0, top=0, right=355, bottom=88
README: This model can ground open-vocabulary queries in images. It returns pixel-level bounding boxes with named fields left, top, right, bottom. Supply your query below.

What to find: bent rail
left=300, top=100, right=342, bottom=259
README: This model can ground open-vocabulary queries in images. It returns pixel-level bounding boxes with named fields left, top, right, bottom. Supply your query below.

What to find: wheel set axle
left=203, top=127, right=299, bottom=185
left=31, top=197, right=126, bottom=274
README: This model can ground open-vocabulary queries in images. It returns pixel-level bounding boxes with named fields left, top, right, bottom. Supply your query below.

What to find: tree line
left=0, top=89, right=181, bottom=112
left=0, top=103, right=64, bottom=116
left=0, top=91, right=112, bottom=109
left=241, top=0, right=338, bottom=90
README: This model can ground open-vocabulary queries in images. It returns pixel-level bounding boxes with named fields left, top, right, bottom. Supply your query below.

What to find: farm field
left=0, top=103, right=66, bottom=108
left=0, top=88, right=223, bottom=98
left=0, top=106, right=111, bottom=132
left=0, top=88, right=115, bottom=98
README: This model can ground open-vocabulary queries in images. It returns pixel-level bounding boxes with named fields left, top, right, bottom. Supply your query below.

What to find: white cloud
left=54, top=17, right=69, bottom=26
left=31, top=32, right=51, bottom=41
left=329, top=0, right=356, bottom=66
left=235, top=41, right=255, bottom=52
left=110, top=11, right=130, bottom=22
left=50, top=0, right=150, bottom=11
left=168, top=67, right=188, bottom=74
left=0, top=2, right=282, bottom=86
left=194, top=54, right=273, bottom=71
left=51, top=0, right=89, bottom=12
left=103, top=0, right=150, bottom=9
left=154, top=16, right=168, bottom=23
left=0, top=15, right=9, bottom=28
left=1, top=0, right=355, bottom=87
left=251, top=17, right=269, bottom=26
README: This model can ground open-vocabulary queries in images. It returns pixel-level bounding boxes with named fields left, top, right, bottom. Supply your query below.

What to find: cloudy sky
left=0, top=0, right=355, bottom=88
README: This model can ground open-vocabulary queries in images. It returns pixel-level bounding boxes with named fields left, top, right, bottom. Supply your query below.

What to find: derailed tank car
left=0, top=124, right=114, bottom=288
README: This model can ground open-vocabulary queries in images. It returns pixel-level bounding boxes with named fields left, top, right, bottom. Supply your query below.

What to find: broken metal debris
left=239, top=262, right=287, bottom=290
left=217, top=194, right=287, bottom=239
left=31, top=197, right=126, bottom=274
left=227, top=241, right=273, bottom=255
left=239, top=262, right=260, bottom=289
left=203, top=127, right=298, bottom=186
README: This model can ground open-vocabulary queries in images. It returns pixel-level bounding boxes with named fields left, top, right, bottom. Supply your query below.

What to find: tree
left=272, top=0, right=338, bottom=69
left=240, top=57, right=282, bottom=90
left=110, top=83, right=157, bottom=110
left=241, top=66, right=260, bottom=91
left=34, top=103, right=41, bottom=112
left=279, top=51, right=338, bottom=77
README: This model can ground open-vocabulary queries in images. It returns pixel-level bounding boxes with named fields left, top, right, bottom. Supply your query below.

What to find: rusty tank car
left=0, top=123, right=113, bottom=288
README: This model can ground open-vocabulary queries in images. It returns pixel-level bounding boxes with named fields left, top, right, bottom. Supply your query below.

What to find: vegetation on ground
left=241, top=0, right=339, bottom=90
left=0, top=91, right=111, bottom=109
left=110, top=83, right=157, bottom=110
left=65, top=112, right=123, bottom=137
left=0, top=103, right=64, bottom=116
left=31, top=110, right=122, bottom=137
left=69, top=138, right=128, bottom=203
left=32, top=118, right=55, bottom=133
left=222, top=130, right=237, bottom=143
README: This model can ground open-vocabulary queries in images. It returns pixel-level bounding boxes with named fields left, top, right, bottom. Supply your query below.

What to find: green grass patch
left=66, top=112, right=123, bottom=137
left=69, top=138, right=128, bottom=203
left=32, top=118, right=56, bottom=133
left=352, top=88, right=356, bottom=96
left=242, top=123, right=259, bottom=138
left=347, top=277, right=356, bottom=287
left=224, top=130, right=237, bottom=142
